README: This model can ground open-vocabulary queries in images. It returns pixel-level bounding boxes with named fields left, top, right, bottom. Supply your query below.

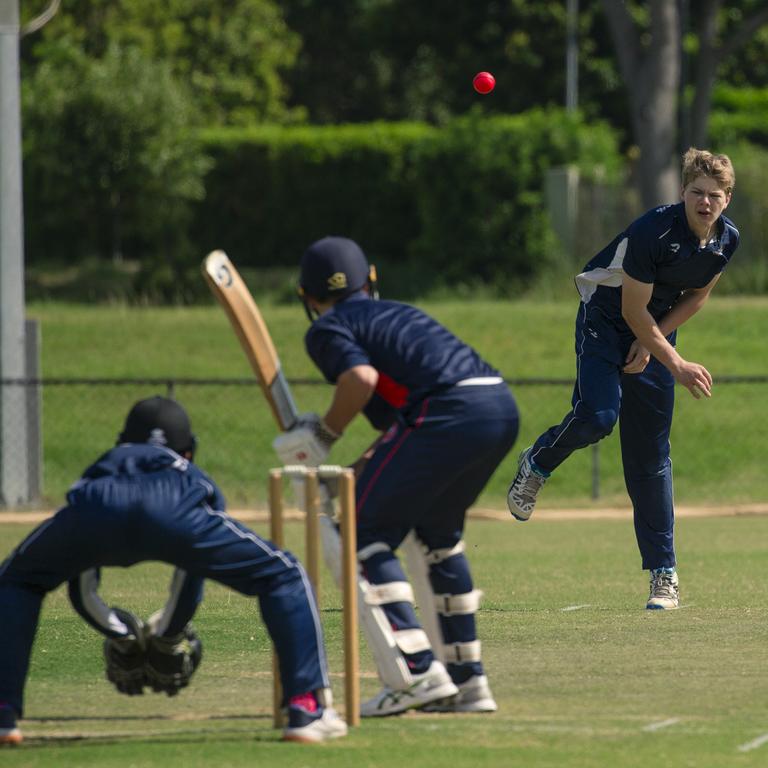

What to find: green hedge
left=192, top=121, right=434, bottom=271
left=25, top=108, right=622, bottom=300
left=408, top=109, right=621, bottom=291
left=192, top=108, right=621, bottom=296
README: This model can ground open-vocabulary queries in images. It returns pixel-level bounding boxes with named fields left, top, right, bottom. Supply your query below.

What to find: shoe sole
left=282, top=730, right=346, bottom=743
left=508, top=503, right=532, bottom=522
left=507, top=448, right=534, bottom=521
left=422, top=699, right=498, bottom=713
left=0, top=732, right=22, bottom=746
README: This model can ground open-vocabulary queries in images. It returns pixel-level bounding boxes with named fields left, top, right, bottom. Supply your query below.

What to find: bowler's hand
left=623, top=340, right=650, bottom=374
left=673, top=360, right=713, bottom=399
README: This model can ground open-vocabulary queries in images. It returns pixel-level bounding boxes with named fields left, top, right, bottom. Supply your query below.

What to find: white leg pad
left=401, top=532, right=446, bottom=663
left=319, top=515, right=415, bottom=689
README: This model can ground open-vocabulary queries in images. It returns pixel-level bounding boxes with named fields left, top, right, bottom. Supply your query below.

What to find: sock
left=289, top=691, right=319, bottom=714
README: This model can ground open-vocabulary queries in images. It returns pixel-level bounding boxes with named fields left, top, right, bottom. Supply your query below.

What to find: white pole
left=0, top=0, right=30, bottom=506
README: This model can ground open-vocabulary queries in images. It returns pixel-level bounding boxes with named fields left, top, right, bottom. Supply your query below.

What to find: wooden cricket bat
left=202, top=250, right=300, bottom=431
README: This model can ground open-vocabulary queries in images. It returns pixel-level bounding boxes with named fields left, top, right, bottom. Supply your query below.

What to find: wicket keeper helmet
left=299, top=236, right=378, bottom=306
left=118, top=396, right=197, bottom=456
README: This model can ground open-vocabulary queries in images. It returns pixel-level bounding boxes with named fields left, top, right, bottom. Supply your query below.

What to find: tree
left=22, top=42, right=210, bottom=275
left=601, top=0, right=768, bottom=207
left=687, top=1, right=768, bottom=148
left=22, top=0, right=302, bottom=125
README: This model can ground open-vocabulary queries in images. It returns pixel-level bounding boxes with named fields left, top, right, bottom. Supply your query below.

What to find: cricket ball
left=473, top=71, right=495, bottom=95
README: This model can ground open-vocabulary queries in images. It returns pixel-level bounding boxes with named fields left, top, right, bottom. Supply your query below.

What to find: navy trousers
left=530, top=302, right=676, bottom=570
left=0, top=498, right=329, bottom=717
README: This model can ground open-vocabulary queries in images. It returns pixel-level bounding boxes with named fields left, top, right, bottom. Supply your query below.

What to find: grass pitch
left=2, top=512, right=767, bottom=767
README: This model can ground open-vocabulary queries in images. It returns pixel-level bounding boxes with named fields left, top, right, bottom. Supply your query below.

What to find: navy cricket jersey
left=67, top=443, right=225, bottom=518
left=574, top=201, right=739, bottom=325
left=305, top=292, right=499, bottom=427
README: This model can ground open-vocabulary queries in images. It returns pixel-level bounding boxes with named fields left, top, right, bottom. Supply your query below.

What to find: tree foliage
left=23, top=41, right=210, bottom=283
left=16, top=0, right=768, bottom=296
left=21, top=0, right=302, bottom=125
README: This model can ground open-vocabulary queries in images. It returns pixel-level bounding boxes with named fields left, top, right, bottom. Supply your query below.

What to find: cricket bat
left=202, top=250, right=300, bottom=431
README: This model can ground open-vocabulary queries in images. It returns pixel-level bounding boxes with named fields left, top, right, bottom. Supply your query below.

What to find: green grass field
left=2, top=512, right=768, bottom=767
left=25, top=296, right=768, bottom=508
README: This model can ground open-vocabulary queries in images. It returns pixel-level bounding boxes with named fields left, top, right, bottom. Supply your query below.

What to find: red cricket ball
left=473, top=71, right=495, bottom=95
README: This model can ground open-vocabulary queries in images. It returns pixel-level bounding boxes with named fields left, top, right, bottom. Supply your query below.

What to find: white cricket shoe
left=282, top=707, right=348, bottom=743
left=420, top=674, right=498, bottom=713
left=646, top=568, right=679, bottom=610
left=507, top=447, right=548, bottom=521
left=360, top=660, right=459, bottom=717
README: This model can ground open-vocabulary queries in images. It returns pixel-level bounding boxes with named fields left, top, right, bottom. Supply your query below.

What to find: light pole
left=566, top=0, right=579, bottom=112
left=0, top=0, right=30, bottom=506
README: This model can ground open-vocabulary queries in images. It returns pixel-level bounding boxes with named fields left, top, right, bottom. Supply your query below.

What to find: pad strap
left=425, top=540, right=466, bottom=564
left=365, top=581, right=415, bottom=606
left=443, top=640, right=482, bottom=663
left=434, top=589, right=483, bottom=616
left=394, top=628, right=432, bottom=655
left=358, top=541, right=392, bottom=562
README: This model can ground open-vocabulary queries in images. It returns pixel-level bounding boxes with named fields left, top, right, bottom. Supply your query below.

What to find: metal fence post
left=25, top=320, right=42, bottom=501
left=591, top=443, right=600, bottom=499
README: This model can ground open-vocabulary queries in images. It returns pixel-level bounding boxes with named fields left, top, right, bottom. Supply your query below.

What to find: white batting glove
left=272, top=415, right=341, bottom=467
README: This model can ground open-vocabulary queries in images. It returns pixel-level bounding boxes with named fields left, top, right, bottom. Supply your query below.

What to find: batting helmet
left=299, top=236, right=373, bottom=302
left=118, top=396, right=197, bottom=456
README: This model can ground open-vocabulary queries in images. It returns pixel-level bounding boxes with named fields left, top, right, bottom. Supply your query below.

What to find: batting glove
left=272, top=414, right=341, bottom=467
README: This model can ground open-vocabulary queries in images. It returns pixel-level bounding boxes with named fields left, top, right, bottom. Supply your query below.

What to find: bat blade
left=203, top=250, right=300, bottom=431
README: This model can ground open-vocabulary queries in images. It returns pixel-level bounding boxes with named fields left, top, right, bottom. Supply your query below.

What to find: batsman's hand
left=145, top=625, right=203, bottom=697
left=103, top=608, right=147, bottom=696
left=273, top=414, right=341, bottom=467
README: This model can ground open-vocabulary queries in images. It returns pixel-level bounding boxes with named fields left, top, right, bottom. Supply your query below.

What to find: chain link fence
left=1, top=376, right=766, bottom=511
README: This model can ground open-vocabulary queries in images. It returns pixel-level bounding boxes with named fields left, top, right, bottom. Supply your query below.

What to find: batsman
left=274, top=237, right=520, bottom=717
left=0, top=396, right=347, bottom=745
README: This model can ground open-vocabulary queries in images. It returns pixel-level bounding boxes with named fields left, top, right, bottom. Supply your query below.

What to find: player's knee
left=581, top=407, right=618, bottom=442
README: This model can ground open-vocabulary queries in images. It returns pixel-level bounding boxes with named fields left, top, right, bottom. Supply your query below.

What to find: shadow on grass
left=20, top=712, right=277, bottom=747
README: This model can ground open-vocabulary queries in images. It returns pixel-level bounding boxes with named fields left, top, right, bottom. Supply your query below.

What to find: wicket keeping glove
left=272, top=413, right=341, bottom=467
left=103, top=608, right=147, bottom=696
left=144, top=625, right=203, bottom=697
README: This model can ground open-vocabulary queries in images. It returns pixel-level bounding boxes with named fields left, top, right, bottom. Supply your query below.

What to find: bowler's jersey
left=574, top=201, right=739, bottom=324
left=305, top=293, right=499, bottom=426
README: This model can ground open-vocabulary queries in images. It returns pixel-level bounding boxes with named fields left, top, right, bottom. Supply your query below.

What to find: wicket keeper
left=0, top=396, right=347, bottom=745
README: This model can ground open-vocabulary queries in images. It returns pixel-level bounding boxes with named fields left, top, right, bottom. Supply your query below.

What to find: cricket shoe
left=282, top=706, right=348, bottom=743
left=646, top=568, right=680, bottom=610
left=507, top=447, right=549, bottom=521
left=360, top=660, right=459, bottom=717
left=0, top=705, right=22, bottom=746
left=420, top=674, right=498, bottom=713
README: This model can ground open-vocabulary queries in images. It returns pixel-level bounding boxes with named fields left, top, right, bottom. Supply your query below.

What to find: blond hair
left=681, top=148, right=735, bottom=193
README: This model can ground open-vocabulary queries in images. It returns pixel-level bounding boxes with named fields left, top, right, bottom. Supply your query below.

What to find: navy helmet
left=299, top=236, right=377, bottom=305
left=118, top=396, right=197, bottom=456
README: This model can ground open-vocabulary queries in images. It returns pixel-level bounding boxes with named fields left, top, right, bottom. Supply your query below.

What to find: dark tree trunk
left=602, top=0, right=681, bottom=209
